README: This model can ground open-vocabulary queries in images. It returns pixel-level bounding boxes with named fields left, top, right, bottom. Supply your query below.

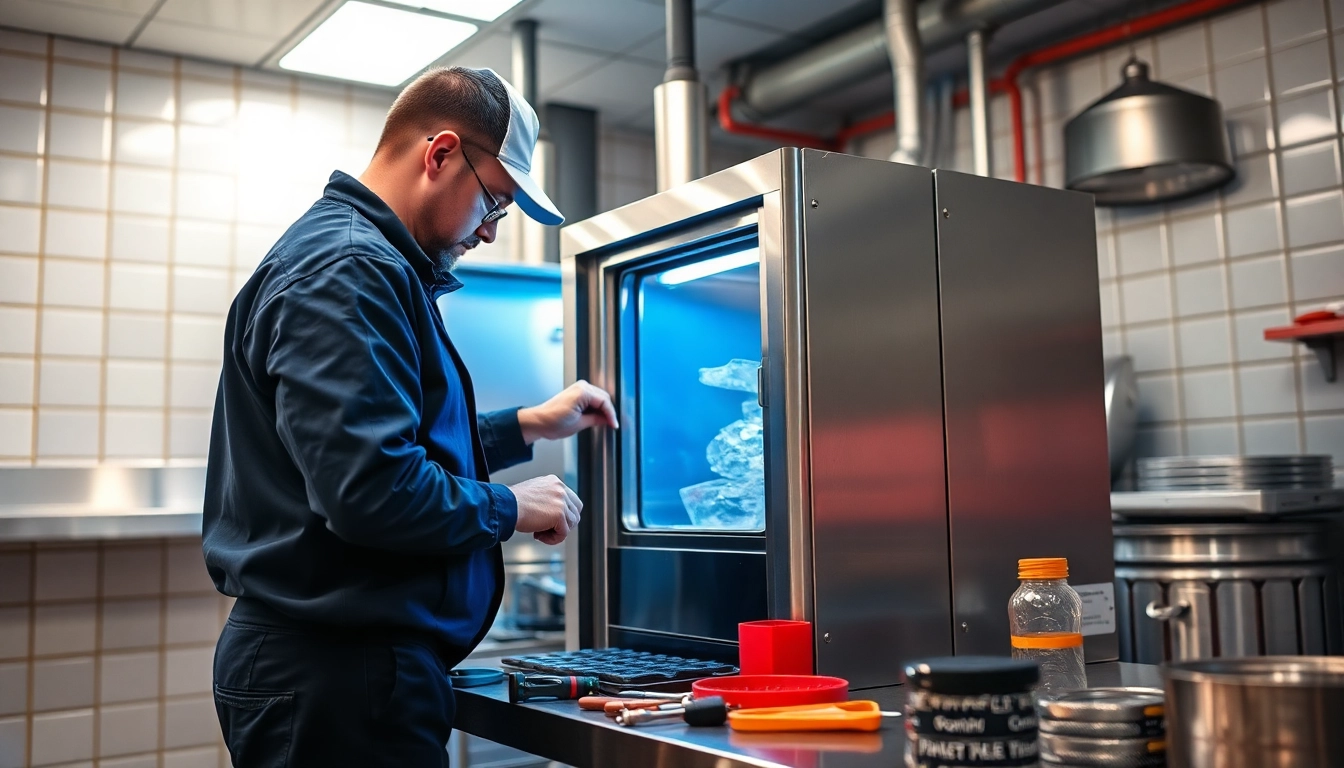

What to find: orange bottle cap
left=1018, top=557, right=1068, bottom=580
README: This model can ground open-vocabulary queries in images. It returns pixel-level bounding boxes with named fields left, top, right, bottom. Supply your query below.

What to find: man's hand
left=517, top=380, right=618, bottom=445
left=509, top=475, right=582, bottom=545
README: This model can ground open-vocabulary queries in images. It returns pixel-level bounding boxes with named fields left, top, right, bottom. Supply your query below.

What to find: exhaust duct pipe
left=654, top=0, right=707, bottom=191
left=967, top=27, right=993, bottom=176
left=510, top=19, right=557, bottom=263
left=884, top=0, right=924, bottom=165
left=741, top=0, right=1066, bottom=119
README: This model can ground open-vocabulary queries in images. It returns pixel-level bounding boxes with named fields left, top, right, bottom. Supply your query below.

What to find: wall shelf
left=1264, top=318, right=1344, bottom=383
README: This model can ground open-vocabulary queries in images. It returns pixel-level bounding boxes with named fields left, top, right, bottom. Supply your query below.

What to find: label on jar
left=1075, top=581, right=1117, bottom=636
left=909, top=691, right=1035, bottom=715
left=908, top=708, right=1039, bottom=738
left=906, top=732, right=1040, bottom=767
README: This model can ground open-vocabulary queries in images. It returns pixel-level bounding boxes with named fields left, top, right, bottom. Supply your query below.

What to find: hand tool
left=577, top=696, right=679, bottom=713
left=615, top=696, right=729, bottom=727
left=727, top=700, right=893, bottom=733
left=508, top=673, right=601, bottom=703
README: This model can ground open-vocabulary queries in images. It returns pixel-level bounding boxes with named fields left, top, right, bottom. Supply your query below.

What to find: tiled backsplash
left=853, top=0, right=1344, bottom=468
left=0, top=538, right=231, bottom=768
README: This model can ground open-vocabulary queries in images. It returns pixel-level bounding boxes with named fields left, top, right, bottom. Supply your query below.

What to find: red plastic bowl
left=692, top=675, right=849, bottom=709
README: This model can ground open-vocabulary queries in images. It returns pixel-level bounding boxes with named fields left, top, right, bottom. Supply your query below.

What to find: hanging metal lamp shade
left=1065, top=59, right=1234, bottom=206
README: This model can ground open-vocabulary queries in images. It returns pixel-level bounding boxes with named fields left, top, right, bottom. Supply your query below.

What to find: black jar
left=904, top=656, right=1041, bottom=768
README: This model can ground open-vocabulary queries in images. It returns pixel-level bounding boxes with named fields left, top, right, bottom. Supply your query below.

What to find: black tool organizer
left=501, top=648, right=737, bottom=686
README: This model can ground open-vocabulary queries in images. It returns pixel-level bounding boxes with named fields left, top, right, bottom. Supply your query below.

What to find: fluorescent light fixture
left=657, top=248, right=760, bottom=286
left=384, top=0, right=524, bottom=22
left=280, top=1, right=478, bottom=87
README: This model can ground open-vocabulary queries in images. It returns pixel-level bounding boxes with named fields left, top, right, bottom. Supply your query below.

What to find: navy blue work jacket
left=203, top=171, right=532, bottom=665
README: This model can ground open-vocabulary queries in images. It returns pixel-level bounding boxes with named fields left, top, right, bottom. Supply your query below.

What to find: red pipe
left=717, top=85, right=838, bottom=150
left=717, top=0, right=1246, bottom=182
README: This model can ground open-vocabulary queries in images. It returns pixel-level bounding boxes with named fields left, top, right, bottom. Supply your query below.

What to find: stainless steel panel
left=1127, top=580, right=1166, bottom=664
left=1111, top=488, right=1344, bottom=519
left=801, top=151, right=952, bottom=688
left=1216, top=580, right=1260, bottom=657
left=1113, top=522, right=1331, bottom=564
left=1261, top=580, right=1300, bottom=655
left=1169, top=580, right=1213, bottom=660
left=759, top=155, right=813, bottom=626
left=1116, top=578, right=1133, bottom=662
left=933, top=171, right=1117, bottom=661
left=0, top=466, right=206, bottom=542
left=561, top=152, right=783, bottom=257
left=563, top=150, right=789, bottom=654
left=609, top=548, right=766, bottom=642
left=1298, top=577, right=1326, bottom=655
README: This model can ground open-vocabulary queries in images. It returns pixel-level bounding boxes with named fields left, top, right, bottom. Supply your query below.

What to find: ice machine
left=563, top=148, right=1118, bottom=689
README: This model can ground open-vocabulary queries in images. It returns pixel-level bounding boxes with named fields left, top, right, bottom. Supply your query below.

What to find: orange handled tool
left=727, top=700, right=885, bottom=733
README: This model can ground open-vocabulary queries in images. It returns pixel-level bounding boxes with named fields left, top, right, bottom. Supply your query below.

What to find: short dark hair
left=374, top=67, right=510, bottom=158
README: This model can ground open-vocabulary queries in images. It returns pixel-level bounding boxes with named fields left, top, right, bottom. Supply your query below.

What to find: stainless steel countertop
left=0, top=505, right=203, bottom=542
left=453, top=661, right=1163, bottom=768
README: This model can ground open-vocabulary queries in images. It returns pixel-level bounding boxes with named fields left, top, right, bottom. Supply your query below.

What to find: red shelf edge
left=1263, top=318, right=1344, bottom=342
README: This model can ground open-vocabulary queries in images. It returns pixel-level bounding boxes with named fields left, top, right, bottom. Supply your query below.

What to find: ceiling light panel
left=279, top=1, right=478, bottom=87
left=383, top=0, right=524, bottom=22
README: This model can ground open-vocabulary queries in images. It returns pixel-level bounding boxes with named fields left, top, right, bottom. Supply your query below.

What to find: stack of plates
left=1037, top=688, right=1167, bottom=767
left=1137, top=455, right=1334, bottom=492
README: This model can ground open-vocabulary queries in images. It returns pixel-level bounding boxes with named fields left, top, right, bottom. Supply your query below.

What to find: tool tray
left=501, top=648, right=738, bottom=686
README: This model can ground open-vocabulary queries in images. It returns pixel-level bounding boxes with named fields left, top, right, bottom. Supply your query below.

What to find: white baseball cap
left=474, top=68, right=563, bottom=226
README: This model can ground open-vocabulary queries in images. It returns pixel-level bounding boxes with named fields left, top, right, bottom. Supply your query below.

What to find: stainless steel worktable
left=453, top=662, right=1163, bottom=768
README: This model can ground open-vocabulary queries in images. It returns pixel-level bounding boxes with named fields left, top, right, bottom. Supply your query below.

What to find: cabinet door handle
left=1145, top=600, right=1189, bottom=621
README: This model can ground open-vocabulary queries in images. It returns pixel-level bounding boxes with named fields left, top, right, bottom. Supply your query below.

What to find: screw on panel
left=810, top=199, right=819, bottom=208
left=823, top=633, right=832, bottom=643
left=961, top=622, right=969, bottom=633
left=942, top=208, right=951, bottom=218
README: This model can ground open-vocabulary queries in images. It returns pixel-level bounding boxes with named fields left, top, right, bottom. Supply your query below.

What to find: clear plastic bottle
left=1008, top=557, right=1087, bottom=693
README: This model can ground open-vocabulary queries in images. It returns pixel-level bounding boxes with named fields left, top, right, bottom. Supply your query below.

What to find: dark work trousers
left=213, top=599, right=455, bottom=768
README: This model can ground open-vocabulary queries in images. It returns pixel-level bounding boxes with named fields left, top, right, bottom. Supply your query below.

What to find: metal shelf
left=1264, top=317, right=1344, bottom=383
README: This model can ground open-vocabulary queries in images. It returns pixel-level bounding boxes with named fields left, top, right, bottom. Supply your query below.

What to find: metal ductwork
left=654, top=0, right=708, bottom=191
left=966, top=27, right=992, bottom=176
left=510, top=19, right=558, bottom=263
left=740, top=0, right=1068, bottom=118
left=885, top=0, right=924, bottom=165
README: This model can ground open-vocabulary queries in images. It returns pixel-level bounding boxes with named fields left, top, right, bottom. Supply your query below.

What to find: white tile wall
left=0, top=539, right=229, bottom=768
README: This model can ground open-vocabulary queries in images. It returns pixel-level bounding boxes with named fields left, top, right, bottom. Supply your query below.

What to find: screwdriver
left=615, top=696, right=729, bottom=727
left=508, top=673, right=601, bottom=703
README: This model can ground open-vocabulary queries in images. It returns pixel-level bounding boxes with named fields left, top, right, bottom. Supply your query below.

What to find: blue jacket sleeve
left=477, top=408, right=533, bottom=473
left=249, top=252, right=517, bottom=554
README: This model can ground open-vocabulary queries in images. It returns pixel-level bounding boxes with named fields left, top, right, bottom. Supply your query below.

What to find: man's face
left=418, top=132, right=517, bottom=272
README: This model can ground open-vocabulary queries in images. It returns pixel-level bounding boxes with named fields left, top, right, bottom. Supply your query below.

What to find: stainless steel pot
left=1164, top=656, right=1344, bottom=768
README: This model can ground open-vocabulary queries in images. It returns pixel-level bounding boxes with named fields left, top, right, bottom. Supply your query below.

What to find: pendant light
left=1065, top=58, right=1234, bottom=206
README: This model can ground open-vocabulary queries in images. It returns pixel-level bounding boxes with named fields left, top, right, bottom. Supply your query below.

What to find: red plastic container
left=739, top=619, right=814, bottom=676
left=692, top=675, right=849, bottom=709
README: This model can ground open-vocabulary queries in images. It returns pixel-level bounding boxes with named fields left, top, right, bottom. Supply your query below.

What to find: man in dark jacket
left=203, top=66, right=615, bottom=766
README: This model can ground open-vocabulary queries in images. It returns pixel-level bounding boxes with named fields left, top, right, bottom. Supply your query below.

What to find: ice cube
left=679, top=477, right=765, bottom=530
left=698, top=359, right=760, bottom=393
left=706, top=418, right=764, bottom=479
left=741, top=399, right=762, bottom=422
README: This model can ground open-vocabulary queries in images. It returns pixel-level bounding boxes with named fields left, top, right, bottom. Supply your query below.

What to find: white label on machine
left=1075, top=582, right=1116, bottom=636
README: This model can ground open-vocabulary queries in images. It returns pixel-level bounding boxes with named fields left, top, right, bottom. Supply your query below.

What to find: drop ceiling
left=0, top=0, right=874, bottom=133
left=0, top=0, right=1181, bottom=136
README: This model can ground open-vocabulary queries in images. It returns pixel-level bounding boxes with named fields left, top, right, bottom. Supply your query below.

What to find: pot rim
left=1163, top=656, right=1344, bottom=687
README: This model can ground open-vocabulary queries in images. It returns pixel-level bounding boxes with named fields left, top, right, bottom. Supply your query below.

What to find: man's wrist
left=517, top=406, right=542, bottom=445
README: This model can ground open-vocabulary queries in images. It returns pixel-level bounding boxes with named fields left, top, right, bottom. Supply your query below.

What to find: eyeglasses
left=427, top=136, right=508, bottom=226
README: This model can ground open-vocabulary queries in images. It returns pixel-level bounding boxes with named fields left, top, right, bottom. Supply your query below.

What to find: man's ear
left=424, top=131, right=462, bottom=179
